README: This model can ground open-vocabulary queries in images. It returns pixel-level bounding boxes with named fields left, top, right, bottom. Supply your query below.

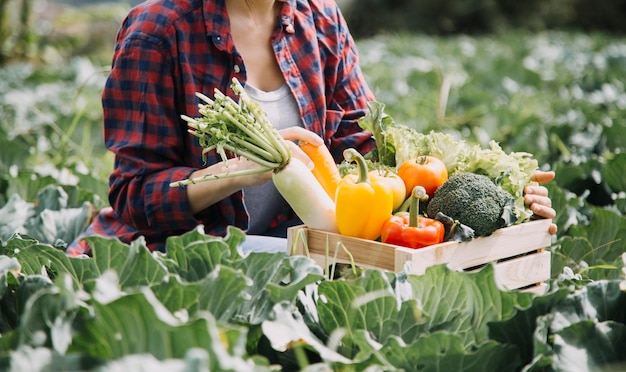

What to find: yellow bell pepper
left=336, top=148, right=394, bottom=240
left=369, top=168, right=406, bottom=211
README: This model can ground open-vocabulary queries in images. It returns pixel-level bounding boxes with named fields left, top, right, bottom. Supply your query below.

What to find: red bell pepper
left=381, top=186, right=445, bottom=249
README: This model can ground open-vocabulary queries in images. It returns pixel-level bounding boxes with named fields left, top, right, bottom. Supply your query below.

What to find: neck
left=226, top=0, right=283, bottom=33
left=226, top=0, right=279, bottom=17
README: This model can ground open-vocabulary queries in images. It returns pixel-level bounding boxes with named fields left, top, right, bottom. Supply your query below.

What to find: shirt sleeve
left=102, top=34, right=203, bottom=233
left=323, top=5, right=376, bottom=162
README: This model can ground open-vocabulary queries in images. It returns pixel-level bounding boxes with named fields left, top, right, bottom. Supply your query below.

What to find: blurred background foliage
left=2, top=0, right=625, bottom=66
left=338, top=0, right=626, bottom=37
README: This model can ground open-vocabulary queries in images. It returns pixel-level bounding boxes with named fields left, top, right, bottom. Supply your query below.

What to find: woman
left=68, top=0, right=556, bottom=256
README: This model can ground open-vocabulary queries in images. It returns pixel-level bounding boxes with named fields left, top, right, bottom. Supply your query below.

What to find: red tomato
left=397, top=156, right=448, bottom=198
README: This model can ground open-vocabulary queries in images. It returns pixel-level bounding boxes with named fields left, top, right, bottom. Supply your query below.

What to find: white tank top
left=243, top=83, right=304, bottom=235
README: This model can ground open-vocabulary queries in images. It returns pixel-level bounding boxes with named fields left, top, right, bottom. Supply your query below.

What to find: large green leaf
left=69, top=289, right=271, bottom=370
left=377, top=333, right=519, bottom=372
left=550, top=236, right=595, bottom=278
left=0, top=256, right=21, bottom=335
left=552, top=321, right=626, bottom=371
left=544, top=182, right=586, bottom=235
left=151, top=266, right=250, bottom=323
left=2, top=234, right=168, bottom=291
left=157, top=226, right=239, bottom=281
left=326, top=324, right=521, bottom=371
left=0, top=195, right=32, bottom=242
left=404, top=264, right=530, bottom=346
left=0, top=345, right=103, bottom=372
left=315, top=269, right=399, bottom=357
left=264, top=255, right=324, bottom=304
left=532, top=280, right=626, bottom=370
left=602, top=153, right=626, bottom=194
left=0, top=186, right=97, bottom=246
left=86, top=236, right=168, bottom=290
left=0, top=256, right=20, bottom=298
left=311, top=264, right=532, bottom=364
left=156, top=227, right=324, bottom=325
left=231, top=252, right=323, bottom=325
left=550, top=280, right=626, bottom=328
left=4, top=237, right=92, bottom=283
left=569, top=207, right=626, bottom=265
left=7, top=273, right=82, bottom=354
left=488, top=286, right=571, bottom=366
left=261, top=302, right=351, bottom=365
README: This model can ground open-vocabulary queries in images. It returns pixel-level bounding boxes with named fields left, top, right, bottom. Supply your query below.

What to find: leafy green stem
left=169, top=166, right=272, bottom=188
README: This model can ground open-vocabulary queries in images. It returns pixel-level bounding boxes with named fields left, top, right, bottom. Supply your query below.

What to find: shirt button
left=234, top=65, right=241, bottom=73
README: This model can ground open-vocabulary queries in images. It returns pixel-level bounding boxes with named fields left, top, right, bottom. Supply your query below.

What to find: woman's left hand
left=278, top=127, right=325, bottom=170
left=525, top=170, right=558, bottom=234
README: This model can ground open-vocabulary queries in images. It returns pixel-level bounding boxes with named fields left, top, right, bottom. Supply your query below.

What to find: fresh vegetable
left=357, top=101, right=397, bottom=166
left=368, top=168, right=406, bottom=210
left=381, top=186, right=445, bottom=249
left=426, top=172, right=516, bottom=236
left=431, top=212, right=475, bottom=243
left=335, top=148, right=394, bottom=240
left=299, top=141, right=342, bottom=201
left=170, top=78, right=337, bottom=232
left=397, top=155, right=448, bottom=198
left=358, top=101, right=539, bottom=223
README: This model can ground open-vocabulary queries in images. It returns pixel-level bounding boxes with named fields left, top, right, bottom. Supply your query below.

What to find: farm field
left=1, top=23, right=626, bottom=371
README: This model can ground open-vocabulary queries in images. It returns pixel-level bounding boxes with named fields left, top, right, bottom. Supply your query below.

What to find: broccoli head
left=426, top=172, right=516, bottom=236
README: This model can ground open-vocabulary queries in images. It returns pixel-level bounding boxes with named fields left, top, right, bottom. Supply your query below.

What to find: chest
left=229, top=18, right=284, bottom=91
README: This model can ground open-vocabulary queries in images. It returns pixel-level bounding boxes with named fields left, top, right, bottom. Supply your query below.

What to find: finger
left=286, top=141, right=315, bottom=170
left=525, top=194, right=552, bottom=208
left=530, top=203, right=556, bottom=220
left=549, top=223, right=558, bottom=235
left=225, top=157, right=272, bottom=184
left=525, top=185, right=549, bottom=197
left=279, top=127, right=324, bottom=146
left=530, top=170, right=555, bottom=184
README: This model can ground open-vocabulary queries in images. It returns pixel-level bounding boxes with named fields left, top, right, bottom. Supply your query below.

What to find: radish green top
left=170, top=78, right=292, bottom=188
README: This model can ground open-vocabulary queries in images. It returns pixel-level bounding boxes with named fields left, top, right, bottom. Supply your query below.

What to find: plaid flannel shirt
left=68, top=0, right=375, bottom=255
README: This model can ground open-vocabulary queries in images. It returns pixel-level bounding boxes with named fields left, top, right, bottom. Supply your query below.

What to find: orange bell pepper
left=335, top=148, right=394, bottom=240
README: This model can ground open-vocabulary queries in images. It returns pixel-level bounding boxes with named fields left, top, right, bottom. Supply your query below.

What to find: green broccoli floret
left=426, top=172, right=516, bottom=236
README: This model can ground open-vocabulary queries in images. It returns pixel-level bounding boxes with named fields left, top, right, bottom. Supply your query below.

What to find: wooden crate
left=287, top=219, right=553, bottom=292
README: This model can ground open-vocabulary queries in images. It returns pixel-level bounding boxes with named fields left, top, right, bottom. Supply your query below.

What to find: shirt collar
left=204, top=0, right=296, bottom=45
left=279, top=0, right=296, bottom=34
left=204, top=0, right=229, bottom=49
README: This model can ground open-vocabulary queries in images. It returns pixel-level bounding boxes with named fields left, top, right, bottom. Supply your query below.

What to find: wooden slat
left=493, top=251, right=552, bottom=290
left=396, top=219, right=553, bottom=274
